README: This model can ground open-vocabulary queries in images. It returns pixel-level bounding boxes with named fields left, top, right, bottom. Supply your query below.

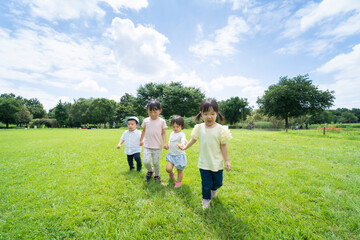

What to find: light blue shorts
left=166, top=153, right=187, bottom=170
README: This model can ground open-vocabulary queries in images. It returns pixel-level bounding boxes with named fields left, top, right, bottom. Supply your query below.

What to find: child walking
left=140, top=99, right=168, bottom=182
left=165, top=116, right=187, bottom=188
left=117, top=116, right=142, bottom=172
left=181, top=98, right=232, bottom=209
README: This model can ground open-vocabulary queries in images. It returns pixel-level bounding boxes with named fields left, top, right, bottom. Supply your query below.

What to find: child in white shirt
left=165, top=116, right=187, bottom=188
left=117, top=116, right=142, bottom=172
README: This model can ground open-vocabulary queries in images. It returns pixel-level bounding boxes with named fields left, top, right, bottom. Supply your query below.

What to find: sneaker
left=169, top=172, right=175, bottom=181
left=211, top=190, right=217, bottom=199
left=174, top=181, right=182, bottom=188
left=145, top=170, right=154, bottom=182
left=202, top=199, right=211, bottom=210
left=154, top=176, right=161, bottom=182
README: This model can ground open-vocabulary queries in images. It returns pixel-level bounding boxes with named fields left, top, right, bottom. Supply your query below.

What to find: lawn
left=0, top=128, right=359, bottom=239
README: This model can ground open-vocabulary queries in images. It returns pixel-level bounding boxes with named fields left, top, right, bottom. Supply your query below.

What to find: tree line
left=1, top=75, right=358, bottom=129
left=0, top=82, right=251, bottom=128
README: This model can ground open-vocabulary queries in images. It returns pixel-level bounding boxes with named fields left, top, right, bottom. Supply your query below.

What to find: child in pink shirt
left=140, top=99, right=168, bottom=182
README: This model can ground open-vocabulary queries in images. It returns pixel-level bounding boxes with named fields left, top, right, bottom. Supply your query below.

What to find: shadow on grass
left=175, top=184, right=250, bottom=239
left=122, top=170, right=250, bottom=239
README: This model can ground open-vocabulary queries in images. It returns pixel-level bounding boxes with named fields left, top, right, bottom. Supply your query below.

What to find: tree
left=162, top=82, right=205, bottom=119
left=257, top=74, right=335, bottom=129
left=69, top=98, right=92, bottom=127
left=350, top=108, right=360, bottom=122
left=219, top=97, right=250, bottom=125
left=136, top=83, right=167, bottom=116
left=24, top=98, right=46, bottom=119
left=89, top=98, right=116, bottom=126
left=136, top=82, right=205, bottom=118
left=16, top=106, right=33, bottom=127
left=308, top=110, right=335, bottom=124
left=338, top=111, right=358, bottom=123
left=54, top=100, right=69, bottom=127
left=0, top=93, right=21, bottom=128
left=115, top=93, right=138, bottom=123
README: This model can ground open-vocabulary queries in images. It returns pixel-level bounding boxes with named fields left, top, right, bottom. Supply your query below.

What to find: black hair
left=195, top=98, right=225, bottom=123
left=171, top=115, right=185, bottom=129
left=146, top=99, right=162, bottom=111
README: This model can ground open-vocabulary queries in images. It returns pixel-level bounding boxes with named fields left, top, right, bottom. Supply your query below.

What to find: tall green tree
left=16, top=106, right=33, bottom=127
left=136, top=82, right=205, bottom=118
left=89, top=98, right=116, bottom=126
left=338, top=111, right=358, bottom=123
left=350, top=108, right=360, bottom=122
left=257, top=74, right=335, bottom=129
left=219, top=97, right=250, bottom=125
left=136, top=82, right=167, bottom=116
left=162, top=82, right=205, bottom=119
left=0, top=93, right=21, bottom=128
left=54, top=100, right=69, bottom=127
left=69, top=98, right=92, bottom=127
left=24, top=98, right=46, bottom=119
left=115, top=93, right=138, bottom=123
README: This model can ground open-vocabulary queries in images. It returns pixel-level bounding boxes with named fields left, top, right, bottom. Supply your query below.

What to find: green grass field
left=1, top=128, right=359, bottom=239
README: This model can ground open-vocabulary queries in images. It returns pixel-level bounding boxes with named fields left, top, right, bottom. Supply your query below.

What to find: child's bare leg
left=177, top=169, right=183, bottom=182
left=166, top=162, right=174, bottom=173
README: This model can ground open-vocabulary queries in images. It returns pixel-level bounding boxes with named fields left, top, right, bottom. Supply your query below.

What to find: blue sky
left=1, top=0, right=360, bottom=111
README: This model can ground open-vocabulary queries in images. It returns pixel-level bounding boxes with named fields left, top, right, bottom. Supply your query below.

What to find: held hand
left=163, top=144, right=169, bottom=150
left=225, top=161, right=231, bottom=172
left=177, top=143, right=185, bottom=150
left=139, top=140, right=144, bottom=146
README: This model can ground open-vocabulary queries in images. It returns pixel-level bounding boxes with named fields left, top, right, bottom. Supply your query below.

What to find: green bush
left=30, top=119, right=58, bottom=128
left=254, top=121, right=271, bottom=129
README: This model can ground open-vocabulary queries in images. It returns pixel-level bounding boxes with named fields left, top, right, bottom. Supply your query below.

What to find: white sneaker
left=211, top=190, right=217, bottom=199
left=202, top=199, right=211, bottom=209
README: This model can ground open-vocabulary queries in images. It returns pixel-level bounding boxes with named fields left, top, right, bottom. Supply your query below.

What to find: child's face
left=172, top=123, right=182, bottom=133
left=201, top=107, right=217, bottom=126
left=147, top=109, right=162, bottom=120
left=127, top=120, right=138, bottom=131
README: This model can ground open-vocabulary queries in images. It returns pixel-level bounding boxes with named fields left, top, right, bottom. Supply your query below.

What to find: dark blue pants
left=200, top=169, right=223, bottom=200
left=127, top=153, right=142, bottom=171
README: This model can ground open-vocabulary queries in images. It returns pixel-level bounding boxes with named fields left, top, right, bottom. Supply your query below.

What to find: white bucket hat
left=126, top=116, right=139, bottom=125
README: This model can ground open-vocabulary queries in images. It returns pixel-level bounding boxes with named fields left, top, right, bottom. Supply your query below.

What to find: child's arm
left=179, top=138, right=197, bottom=150
left=220, top=143, right=231, bottom=172
left=176, top=139, right=187, bottom=149
left=162, top=128, right=169, bottom=150
left=139, top=126, right=145, bottom=146
left=117, top=139, right=125, bottom=149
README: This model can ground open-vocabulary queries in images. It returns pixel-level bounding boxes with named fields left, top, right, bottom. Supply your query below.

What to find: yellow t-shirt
left=191, top=123, right=232, bottom=171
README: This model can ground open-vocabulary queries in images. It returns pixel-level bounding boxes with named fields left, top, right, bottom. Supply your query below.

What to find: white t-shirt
left=120, top=129, right=142, bottom=155
left=168, top=131, right=187, bottom=155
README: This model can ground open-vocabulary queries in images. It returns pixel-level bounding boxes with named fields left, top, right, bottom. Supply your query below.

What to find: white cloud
left=172, top=71, right=210, bottom=93
left=104, top=0, right=148, bottom=12
left=323, top=13, right=360, bottom=38
left=210, top=75, right=265, bottom=106
left=172, top=71, right=264, bottom=107
left=0, top=24, right=117, bottom=88
left=25, top=0, right=148, bottom=21
left=76, top=79, right=108, bottom=93
left=299, top=0, right=360, bottom=31
left=189, top=16, right=250, bottom=59
left=282, top=0, right=360, bottom=38
left=110, top=17, right=178, bottom=81
left=0, top=81, right=58, bottom=110
left=216, top=0, right=254, bottom=11
left=317, top=43, right=360, bottom=108
left=317, top=44, right=360, bottom=78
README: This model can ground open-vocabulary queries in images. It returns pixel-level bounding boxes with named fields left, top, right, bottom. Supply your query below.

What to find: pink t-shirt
left=141, top=117, right=167, bottom=149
